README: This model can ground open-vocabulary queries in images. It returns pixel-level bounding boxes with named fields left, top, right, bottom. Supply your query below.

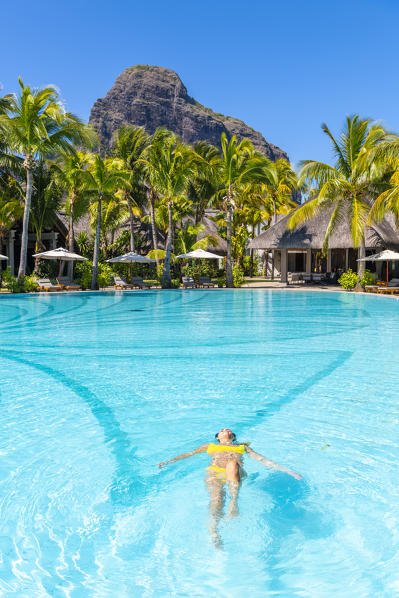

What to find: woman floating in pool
left=158, top=428, right=301, bottom=547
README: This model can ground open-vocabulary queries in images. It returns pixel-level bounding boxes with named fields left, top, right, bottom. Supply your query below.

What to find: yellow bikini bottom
left=207, top=465, right=227, bottom=480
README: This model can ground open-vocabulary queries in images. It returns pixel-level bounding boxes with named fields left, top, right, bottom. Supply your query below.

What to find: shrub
left=20, top=274, right=39, bottom=293
left=242, top=255, right=260, bottom=276
left=74, top=261, right=92, bottom=289
left=217, top=275, right=226, bottom=288
left=359, top=269, right=377, bottom=289
left=233, top=265, right=245, bottom=287
left=1, top=268, right=38, bottom=293
left=75, top=261, right=114, bottom=289
left=97, top=263, right=113, bottom=288
left=338, top=268, right=358, bottom=290
left=1, top=268, right=21, bottom=293
left=36, top=260, right=58, bottom=278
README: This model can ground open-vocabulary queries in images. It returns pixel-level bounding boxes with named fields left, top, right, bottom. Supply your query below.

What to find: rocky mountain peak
left=89, top=65, right=289, bottom=161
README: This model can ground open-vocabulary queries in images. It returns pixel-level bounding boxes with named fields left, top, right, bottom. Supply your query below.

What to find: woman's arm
left=158, top=444, right=209, bottom=468
left=245, top=446, right=302, bottom=480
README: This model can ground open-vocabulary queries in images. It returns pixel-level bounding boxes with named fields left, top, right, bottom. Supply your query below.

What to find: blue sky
left=2, top=0, right=399, bottom=166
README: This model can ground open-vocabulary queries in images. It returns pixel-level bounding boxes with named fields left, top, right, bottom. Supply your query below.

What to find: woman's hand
left=289, top=471, right=302, bottom=480
left=158, top=461, right=169, bottom=468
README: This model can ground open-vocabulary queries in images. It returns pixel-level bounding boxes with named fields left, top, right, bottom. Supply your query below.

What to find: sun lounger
left=377, top=286, right=399, bottom=295
left=113, top=276, right=136, bottom=289
left=365, top=285, right=379, bottom=293
left=36, top=278, right=63, bottom=292
left=131, top=276, right=151, bottom=289
left=59, top=277, right=82, bottom=291
left=182, top=276, right=196, bottom=288
left=199, top=276, right=217, bottom=288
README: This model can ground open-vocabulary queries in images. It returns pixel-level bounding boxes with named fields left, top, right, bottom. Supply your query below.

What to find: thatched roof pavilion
left=249, top=202, right=399, bottom=282
left=197, top=216, right=227, bottom=255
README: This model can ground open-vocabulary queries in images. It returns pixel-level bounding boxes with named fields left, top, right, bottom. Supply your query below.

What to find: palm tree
left=142, top=130, right=196, bottom=288
left=259, top=159, right=297, bottom=224
left=85, top=155, right=130, bottom=289
left=51, top=151, right=91, bottom=279
left=216, top=133, right=265, bottom=287
left=141, top=129, right=174, bottom=271
left=189, top=141, right=221, bottom=224
left=112, top=126, right=149, bottom=252
left=0, top=176, right=23, bottom=257
left=29, top=161, right=62, bottom=271
left=0, top=78, right=93, bottom=276
left=369, top=168, right=399, bottom=226
left=253, top=157, right=297, bottom=278
left=288, top=115, right=391, bottom=275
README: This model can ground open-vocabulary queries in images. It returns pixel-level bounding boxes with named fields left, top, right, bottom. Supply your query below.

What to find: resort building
left=249, top=204, right=399, bottom=282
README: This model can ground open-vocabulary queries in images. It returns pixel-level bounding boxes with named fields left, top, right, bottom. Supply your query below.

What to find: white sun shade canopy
left=176, top=249, right=221, bottom=259
left=0, top=254, right=8, bottom=260
left=32, top=247, right=88, bottom=261
left=357, top=249, right=399, bottom=262
left=107, top=251, right=156, bottom=264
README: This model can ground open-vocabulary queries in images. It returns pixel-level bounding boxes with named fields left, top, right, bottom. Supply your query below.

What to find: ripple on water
left=0, top=290, right=398, bottom=597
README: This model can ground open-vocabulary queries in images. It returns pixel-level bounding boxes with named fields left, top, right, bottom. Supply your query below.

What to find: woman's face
left=217, top=429, right=234, bottom=443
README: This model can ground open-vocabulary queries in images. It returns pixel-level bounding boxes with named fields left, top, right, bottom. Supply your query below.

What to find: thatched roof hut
left=249, top=203, right=399, bottom=251
left=248, top=200, right=399, bottom=282
left=197, top=216, right=227, bottom=255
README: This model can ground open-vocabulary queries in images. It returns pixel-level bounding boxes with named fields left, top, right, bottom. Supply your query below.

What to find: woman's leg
left=226, top=461, right=240, bottom=517
left=205, top=475, right=225, bottom=549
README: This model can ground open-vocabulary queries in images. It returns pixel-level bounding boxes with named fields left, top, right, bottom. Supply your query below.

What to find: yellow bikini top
left=207, top=443, right=245, bottom=455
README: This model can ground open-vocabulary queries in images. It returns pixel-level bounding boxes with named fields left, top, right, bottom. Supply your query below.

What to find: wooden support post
left=306, top=248, right=312, bottom=274
left=327, top=249, right=332, bottom=272
left=280, top=248, right=288, bottom=285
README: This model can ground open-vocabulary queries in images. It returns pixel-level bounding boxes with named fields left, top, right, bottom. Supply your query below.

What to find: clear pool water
left=1, top=289, right=399, bottom=597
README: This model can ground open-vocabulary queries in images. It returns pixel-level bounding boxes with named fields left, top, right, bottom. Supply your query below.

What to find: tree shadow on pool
left=0, top=349, right=145, bottom=508
left=251, top=472, right=334, bottom=594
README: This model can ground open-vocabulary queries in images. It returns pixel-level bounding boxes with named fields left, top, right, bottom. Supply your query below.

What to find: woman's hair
left=215, top=430, right=237, bottom=442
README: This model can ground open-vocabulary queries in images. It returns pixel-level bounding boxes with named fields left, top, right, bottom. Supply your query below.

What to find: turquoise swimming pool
left=1, top=289, right=398, bottom=597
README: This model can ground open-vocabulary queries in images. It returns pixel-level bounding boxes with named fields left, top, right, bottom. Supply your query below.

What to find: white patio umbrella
left=357, top=249, right=399, bottom=284
left=107, top=251, right=156, bottom=284
left=176, top=248, right=222, bottom=281
left=32, top=247, right=88, bottom=280
left=106, top=251, right=156, bottom=264
left=175, top=249, right=221, bottom=259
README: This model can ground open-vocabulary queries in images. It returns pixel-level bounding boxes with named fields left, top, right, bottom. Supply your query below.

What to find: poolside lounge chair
left=182, top=276, right=196, bottom=288
left=199, top=276, right=217, bottom=288
left=377, top=286, right=399, bottom=295
left=59, top=277, right=82, bottom=291
left=36, top=278, right=63, bottom=292
left=131, top=276, right=151, bottom=289
left=113, top=276, right=136, bottom=290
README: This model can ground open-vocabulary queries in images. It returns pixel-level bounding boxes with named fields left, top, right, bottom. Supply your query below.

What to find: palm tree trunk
left=18, top=157, right=33, bottom=277
left=91, top=193, right=102, bottom=290
left=33, top=233, right=42, bottom=272
left=161, top=200, right=173, bottom=288
left=67, top=193, right=75, bottom=282
left=357, top=237, right=366, bottom=275
left=250, top=226, right=255, bottom=277
left=226, top=187, right=234, bottom=288
left=127, top=194, right=135, bottom=252
left=149, top=189, right=160, bottom=268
